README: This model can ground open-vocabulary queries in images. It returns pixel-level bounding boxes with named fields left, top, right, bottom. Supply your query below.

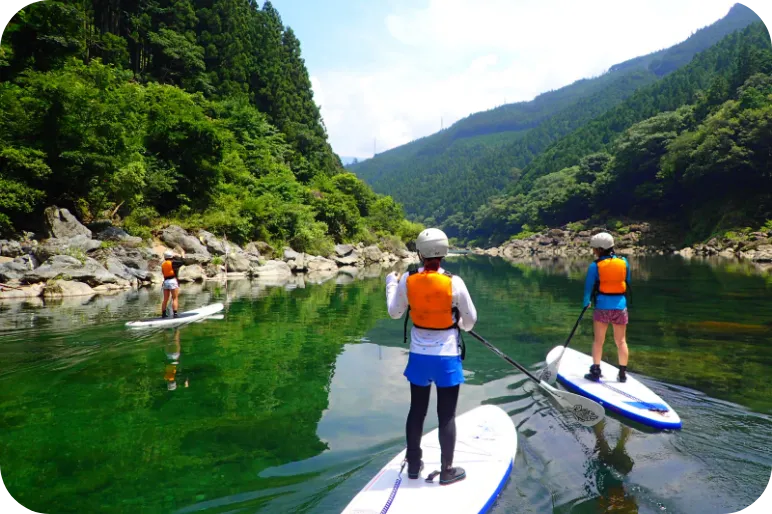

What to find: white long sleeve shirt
left=386, top=267, right=478, bottom=357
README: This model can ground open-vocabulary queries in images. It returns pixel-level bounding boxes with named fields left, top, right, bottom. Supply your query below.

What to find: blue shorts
left=404, top=353, right=464, bottom=388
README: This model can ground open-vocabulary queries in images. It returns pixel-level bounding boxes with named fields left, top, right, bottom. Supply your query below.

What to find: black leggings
left=406, top=383, right=460, bottom=466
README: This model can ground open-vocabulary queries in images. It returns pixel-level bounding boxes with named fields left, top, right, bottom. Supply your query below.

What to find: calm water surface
left=1, top=256, right=771, bottom=514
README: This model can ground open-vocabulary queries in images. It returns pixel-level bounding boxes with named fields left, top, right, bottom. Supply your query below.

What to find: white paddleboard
left=125, top=303, right=224, bottom=329
left=546, top=346, right=682, bottom=430
left=342, top=404, right=517, bottom=514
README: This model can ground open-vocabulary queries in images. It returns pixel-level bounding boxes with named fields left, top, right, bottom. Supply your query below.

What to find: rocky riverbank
left=470, top=222, right=772, bottom=271
left=0, top=206, right=419, bottom=300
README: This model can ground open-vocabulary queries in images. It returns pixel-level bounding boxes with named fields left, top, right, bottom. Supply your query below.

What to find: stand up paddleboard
left=545, top=346, right=681, bottom=430
left=126, top=303, right=224, bottom=329
left=342, top=404, right=516, bottom=514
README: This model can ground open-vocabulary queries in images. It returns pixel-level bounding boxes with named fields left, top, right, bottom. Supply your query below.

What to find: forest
left=349, top=4, right=771, bottom=247
left=0, top=0, right=421, bottom=255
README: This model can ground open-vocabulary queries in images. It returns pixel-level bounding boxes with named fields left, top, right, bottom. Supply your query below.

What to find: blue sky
left=274, top=1, right=755, bottom=159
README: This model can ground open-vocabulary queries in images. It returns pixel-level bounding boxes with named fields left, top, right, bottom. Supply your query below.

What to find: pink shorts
left=593, top=309, right=628, bottom=325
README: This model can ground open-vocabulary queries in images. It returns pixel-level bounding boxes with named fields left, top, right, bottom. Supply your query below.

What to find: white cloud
left=313, top=0, right=744, bottom=158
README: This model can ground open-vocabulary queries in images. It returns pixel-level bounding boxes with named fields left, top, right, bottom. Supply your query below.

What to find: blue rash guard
left=583, top=255, right=631, bottom=310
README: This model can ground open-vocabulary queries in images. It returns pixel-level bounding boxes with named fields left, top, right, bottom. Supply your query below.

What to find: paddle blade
left=539, top=358, right=560, bottom=385
left=540, top=381, right=605, bottom=427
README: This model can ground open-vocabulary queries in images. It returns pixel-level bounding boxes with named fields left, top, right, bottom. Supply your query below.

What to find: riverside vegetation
left=0, top=0, right=423, bottom=295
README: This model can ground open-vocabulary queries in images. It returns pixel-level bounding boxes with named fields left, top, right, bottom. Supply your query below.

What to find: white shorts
left=162, top=278, right=179, bottom=290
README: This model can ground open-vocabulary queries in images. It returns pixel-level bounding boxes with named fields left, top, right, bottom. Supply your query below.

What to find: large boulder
left=225, top=252, right=251, bottom=273
left=306, top=256, right=337, bottom=272
left=105, top=257, right=151, bottom=282
left=362, top=245, right=383, bottom=264
left=197, top=231, right=241, bottom=256
left=245, top=241, right=274, bottom=259
left=43, top=280, right=96, bottom=298
left=0, top=255, right=39, bottom=282
left=95, top=226, right=143, bottom=246
left=160, top=225, right=208, bottom=255
left=251, top=260, right=292, bottom=279
left=0, top=283, right=45, bottom=300
left=23, top=256, right=119, bottom=286
left=335, top=244, right=355, bottom=257
left=34, top=236, right=102, bottom=262
left=177, top=264, right=205, bottom=283
left=181, top=253, right=211, bottom=266
left=43, top=207, right=92, bottom=239
left=0, top=240, right=24, bottom=258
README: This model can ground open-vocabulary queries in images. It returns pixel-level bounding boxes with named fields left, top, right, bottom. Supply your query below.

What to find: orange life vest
left=595, top=256, right=627, bottom=296
left=162, top=259, right=176, bottom=279
left=406, top=270, right=456, bottom=329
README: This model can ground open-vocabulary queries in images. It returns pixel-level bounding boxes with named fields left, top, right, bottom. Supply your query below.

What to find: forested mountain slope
left=464, top=22, right=772, bottom=246
left=0, top=0, right=419, bottom=253
left=349, top=4, right=761, bottom=228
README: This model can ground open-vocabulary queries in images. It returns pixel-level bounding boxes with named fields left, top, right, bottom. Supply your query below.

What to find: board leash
left=380, top=460, right=406, bottom=514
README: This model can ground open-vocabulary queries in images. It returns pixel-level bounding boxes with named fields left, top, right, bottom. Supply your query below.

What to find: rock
left=108, top=246, right=153, bottom=271
left=333, top=254, right=359, bottom=266
left=92, top=283, right=131, bottom=295
left=0, top=256, right=12, bottom=265
left=43, top=206, right=92, bottom=239
left=95, top=226, right=143, bottom=245
left=252, top=260, right=292, bottom=279
left=34, top=236, right=102, bottom=262
left=677, top=247, right=695, bottom=259
left=197, top=230, right=226, bottom=255
left=204, top=263, right=224, bottom=278
left=751, top=244, right=772, bottom=263
left=362, top=245, right=383, bottom=264
left=245, top=241, right=274, bottom=259
left=160, top=225, right=209, bottom=255
left=105, top=257, right=151, bottom=282
left=0, top=240, right=24, bottom=258
left=177, top=264, right=205, bottom=282
left=335, top=244, right=355, bottom=257
left=305, top=269, right=337, bottom=284
left=0, top=255, right=38, bottom=281
left=719, top=249, right=736, bottom=258
left=225, top=252, right=251, bottom=273
left=548, top=229, right=565, bottom=238
left=306, top=256, right=337, bottom=272
left=181, top=253, right=211, bottom=266
left=24, top=256, right=119, bottom=286
left=283, top=247, right=302, bottom=261
left=43, top=280, right=95, bottom=298
left=0, top=283, right=45, bottom=300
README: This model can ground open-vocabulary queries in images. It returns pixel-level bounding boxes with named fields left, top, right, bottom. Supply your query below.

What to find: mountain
left=349, top=3, right=762, bottom=229
left=0, top=0, right=418, bottom=251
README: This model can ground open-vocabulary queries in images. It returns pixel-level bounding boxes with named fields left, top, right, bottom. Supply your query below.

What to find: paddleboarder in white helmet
left=161, top=250, right=183, bottom=318
left=584, top=232, right=631, bottom=383
left=385, top=228, right=478, bottom=485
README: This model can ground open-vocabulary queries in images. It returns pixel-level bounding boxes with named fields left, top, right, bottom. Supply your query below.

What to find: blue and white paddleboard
left=341, top=404, right=516, bottom=514
left=125, top=303, right=224, bottom=329
left=546, top=346, right=682, bottom=430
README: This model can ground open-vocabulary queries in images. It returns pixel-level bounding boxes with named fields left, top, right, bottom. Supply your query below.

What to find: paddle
left=540, top=305, right=589, bottom=385
left=468, top=331, right=605, bottom=427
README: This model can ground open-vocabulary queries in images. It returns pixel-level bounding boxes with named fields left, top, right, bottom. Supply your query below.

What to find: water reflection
left=163, top=329, right=187, bottom=391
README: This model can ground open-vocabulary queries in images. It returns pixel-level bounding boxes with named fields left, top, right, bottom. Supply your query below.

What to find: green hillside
left=349, top=4, right=762, bottom=229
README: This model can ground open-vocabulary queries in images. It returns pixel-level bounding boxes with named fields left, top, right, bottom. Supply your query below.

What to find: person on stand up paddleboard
left=583, top=232, right=631, bottom=383
left=161, top=250, right=183, bottom=318
left=385, top=228, right=477, bottom=486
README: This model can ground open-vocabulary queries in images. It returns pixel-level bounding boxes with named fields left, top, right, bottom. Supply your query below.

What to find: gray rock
left=95, top=226, right=143, bottom=245
left=24, top=256, right=119, bottom=286
left=105, top=257, right=151, bottom=282
left=92, top=283, right=131, bottom=295
left=245, top=241, right=274, bottom=259
left=0, top=240, right=24, bottom=258
left=283, top=247, right=301, bottom=261
left=252, top=260, right=292, bottom=279
left=0, top=283, right=45, bottom=300
left=225, top=252, right=251, bottom=273
left=333, top=254, right=359, bottom=266
left=181, top=253, right=211, bottom=266
left=0, top=255, right=39, bottom=281
left=43, top=206, right=92, bottom=239
left=43, top=280, right=96, bottom=298
left=160, top=225, right=209, bottom=255
left=307, top=256, right=337, bottom=272
left=362, top=245, right=383, bottom=264
left=198, top=230, right=226, bottom=255
left=34, top=236, right=102, bottom=262
left=177, top=264, right=205, bottom=283
left=335, top=244, right=355, bottom=257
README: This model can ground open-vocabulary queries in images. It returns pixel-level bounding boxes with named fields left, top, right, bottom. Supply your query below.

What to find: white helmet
left=416, top=228, right=449, bottom=258
left=590, top=232, right=614, bottom=250
left=164, top=250, right=174, bottom=259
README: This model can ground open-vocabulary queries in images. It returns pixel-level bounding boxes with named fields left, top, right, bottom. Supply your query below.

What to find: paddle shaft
left=469, top=331, right=540, bottom=383
left=562, top=305, right=589, bottom=349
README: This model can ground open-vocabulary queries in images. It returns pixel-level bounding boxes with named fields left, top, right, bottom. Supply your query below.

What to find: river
left=1, top=255, right=770, bottom=514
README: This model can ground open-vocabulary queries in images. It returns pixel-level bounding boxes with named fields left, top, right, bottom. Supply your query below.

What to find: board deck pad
left=342, top=404, right=517, bottom=514
left=125, top=303, right=224, bottom=329
left=545, top=346, right=682, bottom=430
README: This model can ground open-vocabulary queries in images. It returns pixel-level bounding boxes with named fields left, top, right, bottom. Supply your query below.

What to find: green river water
left=1, top=255, right=771, bottom=514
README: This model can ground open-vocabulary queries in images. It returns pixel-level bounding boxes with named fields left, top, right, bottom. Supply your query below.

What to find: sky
left=273, top=0, right=756, bottom=159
